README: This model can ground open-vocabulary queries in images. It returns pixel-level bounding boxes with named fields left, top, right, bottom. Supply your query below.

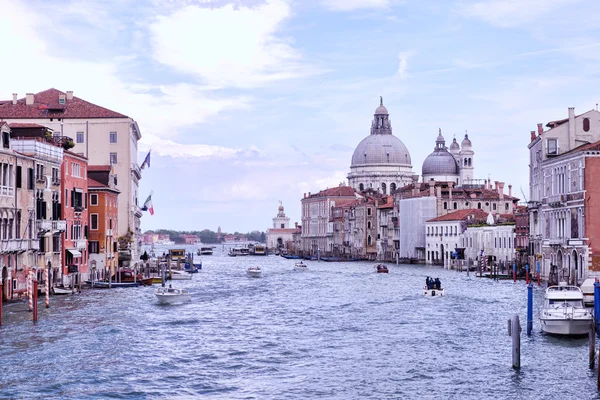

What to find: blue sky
left=1, top=0, right=599, bottom=233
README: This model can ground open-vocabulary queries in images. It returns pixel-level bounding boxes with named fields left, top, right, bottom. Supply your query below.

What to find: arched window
left=453, top=202, right=457, bottom=209
left=359, top=183, right=364, bottom=191
left=584, top=118, right=590, bottom=132
left=367, top=221, right=371, bottom=229
left=382, top=182, right=387, bottom=194
left=465, top=202, right=469, bottom=207
left=478, top=202, right=481, bottom=209
left=468, top=158, right=472, bottom=166
left=367, top=235, right=372, bottom=246
left=493, top=203, right=497, bottom=211
left=505, top=203, right=509, bottom=211
left=445, top=226, right=448, bottom=235
left=435, top=227, right=438, bottom=235
left=443, top=202, right=447, bottom=210
left=390, top=183, right=396, bottom=192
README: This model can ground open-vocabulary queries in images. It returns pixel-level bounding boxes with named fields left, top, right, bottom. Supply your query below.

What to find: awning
left=67, top=249, right=82, bottom=257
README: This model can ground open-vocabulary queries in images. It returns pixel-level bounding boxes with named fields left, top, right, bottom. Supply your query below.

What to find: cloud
left=140, top=133, right=260, bottom=159
left=459, top=0, right=582, bottom=28
left=321, top=0, right=391, bottom=11
left=150, top=0, right=316, bottom=88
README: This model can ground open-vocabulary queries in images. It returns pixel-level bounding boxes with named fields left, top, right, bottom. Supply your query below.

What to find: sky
left=1, top=0, right=599, bottom=233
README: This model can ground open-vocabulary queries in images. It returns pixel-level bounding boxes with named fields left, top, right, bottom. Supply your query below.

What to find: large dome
left=351, top=134, right=411, bottom=166
left=422, top=150, right=458, bottom=175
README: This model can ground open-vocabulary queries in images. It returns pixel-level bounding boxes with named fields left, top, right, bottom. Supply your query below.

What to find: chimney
left=12, top=93, right=17, bottom=105
left=568, top=107, right=575, bottom=151
left=494, top=181, right=498, bottom=191
left=25, top=93, right=34, bottom=105
left=487, top=178, right=491, bottom=189
left=66, top=91, right=73, bottom=100
left=498, top=182, right=505, bottom=200
left=537, top=123, right=543, bottom=136
left=530, top=130, right=536, bottom=142
left=304, top=193, right=306, bottom=198
left=508, top=184, right=512, bottom=197
left=429, top=179, right=435, bottom=197
left=59, top=94, right=66, bottom=104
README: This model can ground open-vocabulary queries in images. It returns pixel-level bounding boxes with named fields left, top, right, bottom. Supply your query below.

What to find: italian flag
left=143, top=192, right=154, bottom=215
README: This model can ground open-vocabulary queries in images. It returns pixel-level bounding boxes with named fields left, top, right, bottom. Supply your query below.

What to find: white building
left=347, top=98, right=415, bottom=194
left=398, top=196, right=436, bottom=262
left=266, top=203, right=297, bottom=252
left=422, top=129, right=475, bottom=186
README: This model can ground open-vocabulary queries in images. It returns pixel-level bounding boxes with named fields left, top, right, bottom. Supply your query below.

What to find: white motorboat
left=423, top=287, right=445, bottom=296
left=155, top=287, right=191, bottom=304
left=52, top=286, right=75, bottom=295
left=294, top=262, right=308, bottom=271
left=169, top=270, right=192, bottom=280
left=580, top=278, right=596, bottom=307
left=247, top=267, right=262, bottom=277
left=540, top=282, right=593, bottom=335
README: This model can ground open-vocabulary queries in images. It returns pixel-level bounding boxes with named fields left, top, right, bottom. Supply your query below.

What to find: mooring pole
left=0, top=282, right=3, bottom=327
left=525, top=263, right=530, bottom=284
left=44, top=268, right=49, bottom=308
left=513, top=262, right=516, bottom=282
left=512, top=314, right=521, bottom=369
left=595, top=282, right=600, bottom=333
left=590, top=323, right=596, bottom=369
left=527, top=283, right=533, bottom=336
left=32, top=280, right=38, bottom=322
left=536, top=261, right=541, bottom=286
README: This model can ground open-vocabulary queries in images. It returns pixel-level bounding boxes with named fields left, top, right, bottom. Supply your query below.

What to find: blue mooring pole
left=594, top=282, right=600, bottom=333
left=527, top=283, right=533, bottom=336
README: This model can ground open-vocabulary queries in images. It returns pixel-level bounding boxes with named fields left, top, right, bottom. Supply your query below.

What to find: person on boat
left=434, top=278, right=441, bottom=289
left=426, top=276, right=430, bottom=288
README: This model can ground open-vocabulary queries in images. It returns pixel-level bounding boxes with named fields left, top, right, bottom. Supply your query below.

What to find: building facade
left=266, top=203, right=298, bottom=252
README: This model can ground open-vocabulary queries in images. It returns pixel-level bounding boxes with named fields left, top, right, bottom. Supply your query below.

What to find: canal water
left=1, top=248, right=598, bottom=399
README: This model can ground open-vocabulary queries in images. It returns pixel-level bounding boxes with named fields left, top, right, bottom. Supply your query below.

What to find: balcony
left=0, top=239, right=40, bottom=253
left=52, top=220, right=66, bottom=232
left=36, top=174, right=45, bottom=183
left=526, top=201, right=541, bottom=210
left=547, top=194, right=565, bottom=208
left=106, top=229, right=113, bottom=237
left=51, top=177, right=61, bottom=186
left=75, top=239, right=87, bottom=249
left=133, top=205, right=143, bottom=218
left=36, top=220, right=52, bottom=233
left=0, top=186, right=14, bottom=197
left=131, top=163, right=142, bottom=180
left=549, top=237, right=567, bottom=247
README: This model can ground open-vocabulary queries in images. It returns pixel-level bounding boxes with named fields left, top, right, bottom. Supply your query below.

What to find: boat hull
left=170, top=273, right=192, bottom=280
left=247, top=269, right=262, bottom=277
left=423, top=288, right=444, bottom=296
left=52, top=286, right=75, bottom=295
left=540, top=318, right=592, bottom=335
left=85, top=281, right=140, bottom=288
left=155, top=288, right=191, bottom=304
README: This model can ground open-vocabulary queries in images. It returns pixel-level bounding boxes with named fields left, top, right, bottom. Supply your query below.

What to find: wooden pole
left=0, top=282, right=3, bottom=327
left=589, top=323, right=595, bottom=369
left=32, top=280, right=38, bottom=322
left=512, top=314, right=521, bottom=369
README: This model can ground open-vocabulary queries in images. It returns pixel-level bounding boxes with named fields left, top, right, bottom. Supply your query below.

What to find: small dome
left=351, top=134, right=411, bottom=167
left=278, top=205, right=284, bottom=212
left=422, top=151, right=459, bottom=176
left=449, top=137, right=459, bottom=151
left=375, top=104, right=389, bottom=115
left=462, top=133, right=472, bottom=147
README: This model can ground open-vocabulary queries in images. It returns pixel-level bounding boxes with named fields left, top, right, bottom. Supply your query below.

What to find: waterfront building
left=527, top=107, right=600, bottom=284
left=87, top=165, right=119, bottom=281
left=181, top=234, right=201, bottom=244
left=376, top=196, right=395, bottom=261
left=347, top=98, right=414, bottom=194
left=461, top=213, right=516, bottom=267
left=0, top=123, right=39, bottom=300
left=62, top=151, right=89, bottom=285
left=330, top=198, right=356, bottom=257
left=397, top=196, right=436, bottom=263
left=514, top=205, right=530, bottom=267
left=266, top=203, right=298, bottom=252
left=300, top=185, right=358, bottom=257
left=9, top=124, right=66, bottom=287
left=0, top=89, right=144, bottom=264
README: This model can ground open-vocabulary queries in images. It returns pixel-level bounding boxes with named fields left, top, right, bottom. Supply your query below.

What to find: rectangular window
left=547, top=138, right=558, bottom=155
left=16, top=166, right=21, bottom=188
left=76, top=132, right=84, bottom=143
left=90, top=193, right=98, bottom=206
left=27, top=168, right=34, bottom=190
left=89, top=241, right=99, bottom=254
left=2, top=131, right=9, bottom=149
left=53, top=235, right=60, bottom=252
left=90, top=214, right=98, bottom=230
left=109, top=132, right=118, bottom=143
left=72, top=163, right=81, bottom=178
left=110, top=153, right=118, bottom=164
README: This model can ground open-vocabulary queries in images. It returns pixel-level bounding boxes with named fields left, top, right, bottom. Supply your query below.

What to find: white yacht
left=540, top=282, right=593, bottom=336
left=294, top=261, right=308, bottom=271
left=247, top=266, right=262, bottom=277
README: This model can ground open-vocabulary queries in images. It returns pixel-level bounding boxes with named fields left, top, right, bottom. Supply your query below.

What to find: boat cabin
left=169, top=249, right=186, bottom=261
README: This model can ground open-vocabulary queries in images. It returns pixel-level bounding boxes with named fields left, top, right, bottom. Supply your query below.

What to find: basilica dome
left=422, top=150, right=459, bottom=175
left=351, top=134, right=411, bottom=166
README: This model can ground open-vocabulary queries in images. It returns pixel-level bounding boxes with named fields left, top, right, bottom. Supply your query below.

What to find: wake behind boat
left=540, top=282, right=593, bottom=336
left=294, top=261, right=308, bottom=271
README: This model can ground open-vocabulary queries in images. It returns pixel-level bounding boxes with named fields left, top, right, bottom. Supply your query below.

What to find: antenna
left=520, top=186, right=528, bottom=203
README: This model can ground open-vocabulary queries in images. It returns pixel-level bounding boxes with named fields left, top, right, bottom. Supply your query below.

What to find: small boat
left=155, top=286, right=192, bottom=304
left=294, top=262, right=308, bottom=271
left=423, top=286, right=445, bottom=296
left=376, top=264, right=389, bottom=273
left=540, top=282, right=593, bottom=335
left=138, top=277, right=154, bottom=286
left=320, top=257, right=360, bottom=262
left=52, top=286, right=75, bottom=295
left=247, top=267, right=262, bottom=277
left=170, top=270, right=193, bottom=280
left=281, top=254, right=301, bottom=259
left=198, top=246, right=214, bottom=256
left=580, top=278, right=596, bottom=307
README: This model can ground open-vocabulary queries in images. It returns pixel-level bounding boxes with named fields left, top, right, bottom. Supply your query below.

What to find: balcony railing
left=52, top=220, right=66, bottom=232
left=36, top=220, right=52, bottom=233
left=131, top=163, right=142, bottom=180
left=547, top=194, right=566, bottom=208
left=75, top=239, right=87, bottom=249
left=549, top=237, right=567, bottom=246
left=106, top=229, right=113, bottom=237
left=0, top=239, right=40, bottom=253
left=0, top=186, right=14, bottom=197
left=36, top=174, right=45, bottom=183
left=51, top=177, right=61, bottom=186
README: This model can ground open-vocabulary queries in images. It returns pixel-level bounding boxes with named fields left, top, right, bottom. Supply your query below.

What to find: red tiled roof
left=87, top=178, right=107, bottom=188
left=8, top=122, right=46, bottom=128
left=0, top=89, right=129, bottom=119
left=427, top=208, right=489, bottom=222
left=308, top=186, right=356, bottom=198
left=88, top=165, right=111, bottom=171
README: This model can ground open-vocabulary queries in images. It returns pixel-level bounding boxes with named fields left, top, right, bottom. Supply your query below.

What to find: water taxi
left=540, top=283, right=593, bottom=336
left=155, top=286, right=191, bottom=304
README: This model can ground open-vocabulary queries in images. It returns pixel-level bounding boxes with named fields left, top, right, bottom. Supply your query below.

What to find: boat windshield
left=548, top=299, right=583, bottom=307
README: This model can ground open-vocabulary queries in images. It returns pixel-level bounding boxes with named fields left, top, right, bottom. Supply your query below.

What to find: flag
left=142, top=191, right=154, bottom=215
left=140, top=150, right=151, bottom=170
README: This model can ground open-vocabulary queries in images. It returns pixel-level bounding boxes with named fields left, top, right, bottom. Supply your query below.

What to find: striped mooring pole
left=27, top=271, right=33, bottom=312
left=32, top=279, right=38, bottom=322
left=44, top=268, right=50, bottom=308
left=0, top=282, right=3, bottom=327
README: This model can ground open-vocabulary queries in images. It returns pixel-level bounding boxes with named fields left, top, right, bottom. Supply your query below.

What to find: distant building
left=181, top=234, right=201, bottom=244
left=266, top=203, right=298, bottom=252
